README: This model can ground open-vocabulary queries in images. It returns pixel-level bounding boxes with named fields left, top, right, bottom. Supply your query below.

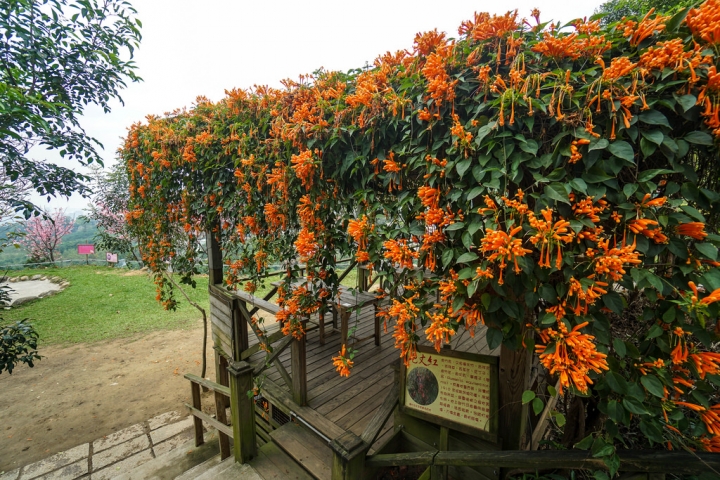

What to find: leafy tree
left=84, top=163, right=140, bottom=261
left=0, top=0, right=142, bottom=216
left=595, top=0, right=696, bottom=24
left=21, top=208, right=75, bottom=262
left=0, top=320, right=40, bottom=374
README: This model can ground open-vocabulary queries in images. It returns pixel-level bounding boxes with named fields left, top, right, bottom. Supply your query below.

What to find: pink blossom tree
left=21, top=209, right=75, bottom=263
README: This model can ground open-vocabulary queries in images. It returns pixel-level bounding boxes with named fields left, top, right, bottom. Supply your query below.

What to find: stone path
left=1, top=275, right=68, bottom=307
left=0, top=411, right=195, bottom=480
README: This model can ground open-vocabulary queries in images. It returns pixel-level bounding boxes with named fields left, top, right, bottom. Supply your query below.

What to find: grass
left=1, top=266, right=209, bottom=346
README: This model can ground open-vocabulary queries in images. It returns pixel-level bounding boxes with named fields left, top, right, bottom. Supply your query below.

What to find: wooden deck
left=246, top=301, right=499, bottom=451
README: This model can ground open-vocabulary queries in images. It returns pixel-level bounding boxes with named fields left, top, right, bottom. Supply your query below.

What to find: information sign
left=77, top=244, right=95, bottom=255
left=401, top=345, right=498, bottom=439
left=106, top=253, right=118, bottom=263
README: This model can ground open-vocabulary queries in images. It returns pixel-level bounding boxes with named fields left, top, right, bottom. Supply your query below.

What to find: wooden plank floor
left=242, top=298, right=500, bottom=452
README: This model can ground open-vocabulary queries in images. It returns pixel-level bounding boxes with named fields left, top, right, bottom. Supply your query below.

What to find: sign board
left=106, top=253, right=118, bottom=263
left=401, top=345, right=498, bottom=441
left=77, top=244, right=95, bottom=255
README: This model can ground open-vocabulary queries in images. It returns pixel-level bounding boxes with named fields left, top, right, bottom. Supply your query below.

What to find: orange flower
left=294, top=227, right=318, bottom=262
left=532, top=32, right=581, bottom=60
left=628, top=218, right=668, bottom=244
left=291, top=149, right=315, bottom=189
left=426, top=310, right=455, bottom=351
left=600, top=56, right=636, bottom=82
left=332, top=345, right=354, bottom=377
left=593, top=237, right=642, bottom=281
left=528, top=208, right=574, bottom=269
left=383, top=239, right=418, bottom=269
left=687, top=0, right=720, bottom=44
left=479, top=226, right=532, bottom=284
left=536, top=321, right=609, bottom=395
left=621, top=8, right=669, bottom=46
left=676, top=222, right=708, bottom=240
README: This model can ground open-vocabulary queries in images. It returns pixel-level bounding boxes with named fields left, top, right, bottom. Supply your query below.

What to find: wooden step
left=249, top=441, right=315, bottom=480
left=269, top=422, right=332, bottom=480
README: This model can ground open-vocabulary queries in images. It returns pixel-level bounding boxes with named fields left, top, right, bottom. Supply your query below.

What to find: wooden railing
left=184, top=374, right=232, bottom=460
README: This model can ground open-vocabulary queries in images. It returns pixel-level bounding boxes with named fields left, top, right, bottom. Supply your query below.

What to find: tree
left=21, top=208, right=75, bottom=262
left=595, top=0, right=695, bottom=24
left=84, top=163, right=140, bottom=261
left=0, top=320, right=40, bottom=374
left=0, top=0, right=142, bottom=217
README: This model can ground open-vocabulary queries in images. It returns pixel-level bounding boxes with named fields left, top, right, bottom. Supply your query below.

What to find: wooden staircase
left=267, top=422, right=332, bottom=480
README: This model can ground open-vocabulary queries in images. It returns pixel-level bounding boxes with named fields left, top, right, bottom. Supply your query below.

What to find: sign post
left=106, top=252, right=118, bottom=266
left=400, top=345, right=499, bottom=443
left=77, top=244, right=95, bottom=265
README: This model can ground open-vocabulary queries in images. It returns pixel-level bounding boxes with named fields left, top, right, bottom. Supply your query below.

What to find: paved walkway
left=0, top=411, right=195, bottom=480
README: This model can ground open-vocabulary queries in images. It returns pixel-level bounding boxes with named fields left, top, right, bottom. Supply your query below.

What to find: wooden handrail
left=360, top=383, right=398, bottom=446
left=184, top=373, right=230, bottom=397
left=365, top=449, right=720, bottom=475
left=184, top=373, right=232, bottom=459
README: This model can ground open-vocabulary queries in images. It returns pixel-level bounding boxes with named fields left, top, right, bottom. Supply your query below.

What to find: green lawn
left=1, top=266, right=209, bottom=346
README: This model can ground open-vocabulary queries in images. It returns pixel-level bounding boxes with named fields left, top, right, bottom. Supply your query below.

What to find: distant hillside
left=0, top=217, right=103, bottom=267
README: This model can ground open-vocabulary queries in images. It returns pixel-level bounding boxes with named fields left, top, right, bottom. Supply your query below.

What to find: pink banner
left=77, top=244, right=95, bottom=255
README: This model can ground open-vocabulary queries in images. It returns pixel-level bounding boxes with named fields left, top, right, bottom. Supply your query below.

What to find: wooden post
left=206, top=228, right=223, bottom=286
left=430, top=426, right=449, bottom=480
left=228, top=360, right=257, bottom=463
left=214, top=388, right=231, bottom=460
left=291, top=323, right=307, bottom=406
left=331, top=432, right=366, bottom=480
left=234, top=300, right=250, bottom=361
left=498, top=340, right=532, bottom=451
left=190, top=381, right=204, bottom=447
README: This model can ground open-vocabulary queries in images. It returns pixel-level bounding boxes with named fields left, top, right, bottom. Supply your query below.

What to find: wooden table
left=272, top=279, right=379, bottom=347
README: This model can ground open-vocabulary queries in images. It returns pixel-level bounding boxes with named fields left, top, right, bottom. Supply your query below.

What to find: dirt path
left=0, top=325, right=215, bottom=473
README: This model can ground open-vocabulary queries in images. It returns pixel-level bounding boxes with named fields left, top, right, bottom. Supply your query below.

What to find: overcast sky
left=35, top=0, right=605, bottom=214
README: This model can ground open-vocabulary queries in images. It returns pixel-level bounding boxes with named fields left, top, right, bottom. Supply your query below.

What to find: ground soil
left=0, top=325, right=215, bottom=473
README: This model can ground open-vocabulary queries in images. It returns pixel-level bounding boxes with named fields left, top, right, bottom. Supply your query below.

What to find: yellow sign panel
left=404, top=349, right=494, bottom=433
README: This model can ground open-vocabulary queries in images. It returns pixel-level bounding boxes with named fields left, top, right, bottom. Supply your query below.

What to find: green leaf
left=522, top=390, right=536, bottom=404
left=623, top=396, right=650, bottom=415
left=607, top=400, right=624, bottom=423
left=445, top=222, right=465, bottom=231
left=441, top=249, right=454, bottom=267
left=646, top=324, right=664, bottom=339
left=685, top=131, right=714, bottom=146
left=544, top=183, right=570, bottom=204
left=602, top=291, right=624, bottom=314
left=532, top=397, right=544, bottom=415
left=456, top=252, right=479, bottom=264
left=666, top=6, right=691, bottom=32
left=641, top=375, right=665, bottom=398
left=637, top=169, right=672, bottom=183
left=676, top=94, right=697, bottom=112
left=554, top=412, right=566, bottom=427
left=696, top=243, right=718, bottom=261
left=613, top=338, right=626, bottom=357
left=456, top=159, right=472, bottom=177
left=588, top=138, right=609, bottom=152
left=641, top=130, right=663, bottom=145
left=640, top=110, right=671, bottom=128
left=486, top=328, right=503, bottom=350
left=681, top=205, right=706, bottom=222
left=608, top=141, right=634, bottom=162
left=606, top=371, right=628, bottom=394
left=623, top=184, right=638, bottom=199
left=574, top=434, right=594, bottom=450
left=569, top=178, right=588, bottom=195
left=467, top=186, right=484, bottom=201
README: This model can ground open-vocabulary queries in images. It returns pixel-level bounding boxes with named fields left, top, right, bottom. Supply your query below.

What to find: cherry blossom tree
left=21, top=209, right=75, bottom=263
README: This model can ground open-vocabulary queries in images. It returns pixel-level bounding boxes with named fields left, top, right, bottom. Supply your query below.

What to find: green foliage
left=596, top=0, right=696, bottom=24
left=0, top=319, right=40, bottom=374
left=0, top=0, right=142, bottom=216
left=121, top=2, right=720, bottom=455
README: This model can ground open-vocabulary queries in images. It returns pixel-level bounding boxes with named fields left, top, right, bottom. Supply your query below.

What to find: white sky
left=33, top=0, right=605, bottom=214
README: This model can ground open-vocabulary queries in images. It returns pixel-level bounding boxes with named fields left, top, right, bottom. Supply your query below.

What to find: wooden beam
left=184, top=373, right=231, bottom=397
left=364, top=451, right=437, bottom=468
left=190, top=382, right=204, bottom=447
left=228, top=361, right=257, bottom=463
left=498, top=337, right=532, bottom=450
left=184, top=403, right=233, bottom=438
left=291, top=328, right=307, bottom=406
left=252, top=335, right=293, bottom=376
left=206, top=229, right=223, bottom=285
